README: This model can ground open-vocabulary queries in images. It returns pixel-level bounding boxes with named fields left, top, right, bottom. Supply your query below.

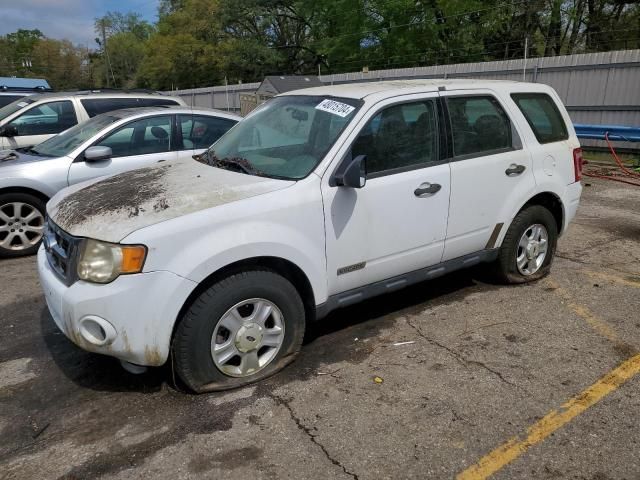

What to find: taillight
left=573, top=148, right=583, bottom=182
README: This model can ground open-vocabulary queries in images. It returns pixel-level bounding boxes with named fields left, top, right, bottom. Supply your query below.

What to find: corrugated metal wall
left=168, top=49, right=640, bottom=148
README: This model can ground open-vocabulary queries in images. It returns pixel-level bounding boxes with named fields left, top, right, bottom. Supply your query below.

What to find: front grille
left=44, top=218, right=81, bottom=286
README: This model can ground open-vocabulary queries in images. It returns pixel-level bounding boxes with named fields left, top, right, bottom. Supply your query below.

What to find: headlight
left=77, top=239, right=147, bottom=284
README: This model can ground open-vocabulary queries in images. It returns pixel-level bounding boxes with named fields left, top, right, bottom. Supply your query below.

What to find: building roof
left=256, top=75, right=324, bottom=96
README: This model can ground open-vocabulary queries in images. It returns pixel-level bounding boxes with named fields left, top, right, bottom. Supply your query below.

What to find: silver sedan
left=0, top=106, right=241, bottom=257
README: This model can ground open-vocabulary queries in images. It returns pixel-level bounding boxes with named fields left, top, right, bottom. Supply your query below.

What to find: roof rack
left=51, top=88, right=165, bottom=95
left=0, top=85, right=52, bottom=93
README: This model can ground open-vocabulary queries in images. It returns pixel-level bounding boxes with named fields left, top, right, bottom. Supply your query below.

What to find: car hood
left=47, top=159, right=295, bottom=242
left=0, top=149, right=48, bottom=169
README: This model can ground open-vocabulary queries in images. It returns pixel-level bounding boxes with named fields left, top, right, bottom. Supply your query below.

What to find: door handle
left=414, top=182, right=441, bottom=197
left=505, top=164, right=526, bottom=176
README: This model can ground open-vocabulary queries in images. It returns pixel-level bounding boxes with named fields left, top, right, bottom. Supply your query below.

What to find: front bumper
left=38, top=246, right=197, bottom=366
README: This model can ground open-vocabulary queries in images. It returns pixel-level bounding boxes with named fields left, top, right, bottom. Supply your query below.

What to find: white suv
left=0, top=91, right=185, bottom=150
left=38, top=80, right=583, bottom=392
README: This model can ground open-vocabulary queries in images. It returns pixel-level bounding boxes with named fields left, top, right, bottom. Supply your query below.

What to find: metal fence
left=168, top=49, right=640, bottom=149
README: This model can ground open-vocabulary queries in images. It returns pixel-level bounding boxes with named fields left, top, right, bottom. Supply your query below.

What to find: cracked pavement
left=1, top=177, right=639, bottom=479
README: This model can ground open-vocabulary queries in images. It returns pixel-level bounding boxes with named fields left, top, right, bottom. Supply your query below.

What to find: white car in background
left=38, top=80, right=582, bottom=392
left=0, top=106, right=240, bottom=256
left=0, top=91, right=187, bottom=150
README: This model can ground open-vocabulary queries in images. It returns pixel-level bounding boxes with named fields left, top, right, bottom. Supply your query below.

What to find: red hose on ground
left=581, top=131, right=640, bottom=187
left=604, top=132, right=640, bottom=178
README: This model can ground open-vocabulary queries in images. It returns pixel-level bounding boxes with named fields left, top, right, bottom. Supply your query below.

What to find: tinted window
left=81, top=97, right=180, bottom=117
left=0, top=95, right=27, bottom=108
left=447, top=96, right=512, bottom=157
left=511, top=93, right=568, bottom=144
left=95, top=115, right=171, bottom=157
left=8, top=100, right=77, bottom=136
left=179, top=114, right=237, bottom=150
left=0, top=97, right=35, bottom=121
left=352, top=100, right=438, bottom=175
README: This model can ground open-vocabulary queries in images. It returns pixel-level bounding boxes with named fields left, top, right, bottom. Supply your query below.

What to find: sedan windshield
left=31, top=114, right=119, bottom=158
left=204, top=95, right=362, bottom=179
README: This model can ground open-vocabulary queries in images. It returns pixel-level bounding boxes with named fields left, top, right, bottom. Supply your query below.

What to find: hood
left=48, top=159, right=295, bottom=242
left=0, top=149, right=45, bottom=168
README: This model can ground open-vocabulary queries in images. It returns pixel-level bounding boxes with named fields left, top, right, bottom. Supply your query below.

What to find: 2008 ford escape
left=38, top=80, right=583, bottom=392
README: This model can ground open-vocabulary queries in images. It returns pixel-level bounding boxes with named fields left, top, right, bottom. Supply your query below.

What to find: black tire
left=0, top=192, right=47, bottom=258
left=173, top=269, right=306, bottom=393
left=492, top=205, right=558, bottom=284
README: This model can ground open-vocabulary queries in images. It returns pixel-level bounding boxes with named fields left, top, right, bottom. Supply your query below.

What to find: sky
left=0, top=0, right=160, bottom=47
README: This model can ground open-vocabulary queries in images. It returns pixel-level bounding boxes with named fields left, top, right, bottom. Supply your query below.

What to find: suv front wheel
left=173, top=269, right=306, bottom=392
left=493, top=205, right=558, bottom=284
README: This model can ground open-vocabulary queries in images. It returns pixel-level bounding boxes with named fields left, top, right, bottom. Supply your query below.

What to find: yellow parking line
left=583, top=270, right=640, bottom=289
left=546, top=279, right=620, bottom=343
left=456, top=352, right=640, bottom=480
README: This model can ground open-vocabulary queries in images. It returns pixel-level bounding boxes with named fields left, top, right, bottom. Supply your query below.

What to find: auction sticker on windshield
left=315, top=99, right=356, bottom=118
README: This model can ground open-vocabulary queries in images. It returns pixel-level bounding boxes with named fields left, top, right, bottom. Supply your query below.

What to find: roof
left=0, top=77, right=51, bottom=90
left=284, top=79, right=527, bottom=100
left=257, top=75, right=324, bottom=95
left=94, top=106, right=242, bottom=121
left=25, top=91, right=176, bottom=102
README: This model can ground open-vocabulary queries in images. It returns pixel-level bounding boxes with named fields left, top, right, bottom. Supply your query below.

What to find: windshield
left=31, top=114, right=119, bottom=157
left=0, top=97, right=35, bottom=121
left=205, top=95, right=362, bottom=179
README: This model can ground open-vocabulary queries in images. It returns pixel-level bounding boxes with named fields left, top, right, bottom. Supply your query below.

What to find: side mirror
left=334, top=154, right=367, bottom=189
left=0, top=125, right=18, bottom=137
left=84, top=146, right=112, bottom=162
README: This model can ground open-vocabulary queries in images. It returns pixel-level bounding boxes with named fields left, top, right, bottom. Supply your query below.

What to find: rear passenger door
left=177, top=114, right=238, bottom=160
left=441, top=91, right=536, bottom=261
left=67, top=114, right=178, bottom=186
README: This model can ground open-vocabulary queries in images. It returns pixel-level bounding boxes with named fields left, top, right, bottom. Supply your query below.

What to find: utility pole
left=99, top=20, right=109, bottom=87
left=523, top=36, right=528, bottom=82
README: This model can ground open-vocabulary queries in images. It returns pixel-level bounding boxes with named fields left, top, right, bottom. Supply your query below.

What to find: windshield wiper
left=17, top=147, right=50, bottom=157
left=199, top=151, right=263, bottom=176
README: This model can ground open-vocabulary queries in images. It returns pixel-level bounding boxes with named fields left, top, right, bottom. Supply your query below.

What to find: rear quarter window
left=511, top=93, right=568, bottom=144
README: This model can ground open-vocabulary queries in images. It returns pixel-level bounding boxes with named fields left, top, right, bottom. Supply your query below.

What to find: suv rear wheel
left=0, top=192, right=46, bottom=258
left=493, top=205, right=558, bottom=284
left=173, top=269, right=305, bottom=392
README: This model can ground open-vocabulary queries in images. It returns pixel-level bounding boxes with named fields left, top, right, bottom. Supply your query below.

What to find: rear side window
left=511, top=93, right=568, bottom=144
left=81, top=98, right=179, bottom=117
left=446, top=96, right=513, bottom=157
left=178, top=114, right=237, bottom=150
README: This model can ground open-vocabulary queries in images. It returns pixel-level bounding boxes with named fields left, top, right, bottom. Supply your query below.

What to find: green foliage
left=1, top=0, right=639, bottom=90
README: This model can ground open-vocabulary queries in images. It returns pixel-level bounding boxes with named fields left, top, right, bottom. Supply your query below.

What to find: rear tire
left=492, top=205, right=558, bottom=284
left=0, top=192, right=46, bottom=258
left=173, top=269, right=305, bottom=393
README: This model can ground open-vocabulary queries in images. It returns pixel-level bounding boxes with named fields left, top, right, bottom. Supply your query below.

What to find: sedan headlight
left=77, top=239, right=147, bottom=284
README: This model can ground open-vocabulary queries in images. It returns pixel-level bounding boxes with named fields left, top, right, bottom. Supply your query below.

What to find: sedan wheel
left=0, top=201, right=45, bottom=253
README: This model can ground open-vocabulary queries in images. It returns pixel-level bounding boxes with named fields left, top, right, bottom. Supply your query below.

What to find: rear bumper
left=562, top=181, right=583, bottom=234
left=38, top=246, right=197, bottom=366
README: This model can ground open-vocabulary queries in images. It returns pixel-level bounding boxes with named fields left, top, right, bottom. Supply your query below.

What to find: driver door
left=67, top=114, right=178, bottom=186
left=322, top=93, right=451, bottom=295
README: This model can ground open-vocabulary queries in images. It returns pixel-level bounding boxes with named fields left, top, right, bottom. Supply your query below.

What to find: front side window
left=178, top=114, right=237, bottom=150
left=206, top=95, right=362, bottom=179
left=447, top=96, right=512, bottom=157
left=351, top=100, right=438, bottom=175
left=95, top=115, right=172, bottom=157
left=8, top=100, right=77, bottom=136
left=511, top=93, right=568, bottom=144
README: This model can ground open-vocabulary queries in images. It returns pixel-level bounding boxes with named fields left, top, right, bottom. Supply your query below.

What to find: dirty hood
left=47, top=160, right=295, bottom=242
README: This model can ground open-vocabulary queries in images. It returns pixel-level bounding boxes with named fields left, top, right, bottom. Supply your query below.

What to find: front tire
left=173, top=270, right=305, bottom=392
left=0, top=193, right=46, bottom=258
left=492, top=205, right=558, bottom=284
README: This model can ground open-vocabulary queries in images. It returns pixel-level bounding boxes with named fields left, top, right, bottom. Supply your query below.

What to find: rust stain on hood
left=48, top=160, right=294, bottom=242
